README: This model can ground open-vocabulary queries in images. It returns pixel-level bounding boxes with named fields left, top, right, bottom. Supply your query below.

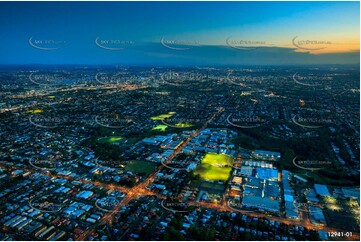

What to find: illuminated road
left=186, top=200, right=359, bottom=240
left=77, top=108, right=224, bottom=240
left=73, top=108, right=222, bottom=239
left=1, top=106, right=359, bottom=241
left=0, top=84, right=143, bottom=114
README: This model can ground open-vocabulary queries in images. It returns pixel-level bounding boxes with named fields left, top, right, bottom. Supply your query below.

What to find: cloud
left=117, top=42, right=360, bottom=66
left=1, top=40, right=359, bottom=65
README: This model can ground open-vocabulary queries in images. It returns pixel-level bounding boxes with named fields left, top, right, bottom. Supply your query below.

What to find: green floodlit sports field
left=151, top=124, right=168, bottom=131
left=193, top=153, right=233, bottom=182
left=97, top=136, right=124, bottom=144
left=150, top=112, right=175, bottom=120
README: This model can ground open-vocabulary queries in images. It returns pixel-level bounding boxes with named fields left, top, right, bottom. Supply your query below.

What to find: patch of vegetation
left=193, top=153, right=233, bottom=182
left=150, top=112, right=175, bottom=121
left=97, top=136, right=124, bottom=144
left=174, top=122, right=193, bottom=128
left=27, top=109, right=43, bottom=114
left=151, top=124, right=168, bottom=131
left=124, top=160, right=156, bottom=175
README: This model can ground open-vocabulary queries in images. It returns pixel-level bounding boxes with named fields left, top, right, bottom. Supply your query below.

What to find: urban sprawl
left=0, top=66, right=359, bottom=241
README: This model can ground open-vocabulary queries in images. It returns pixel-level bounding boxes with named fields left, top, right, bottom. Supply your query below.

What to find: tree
left=163, top=227, right=185, bottom=241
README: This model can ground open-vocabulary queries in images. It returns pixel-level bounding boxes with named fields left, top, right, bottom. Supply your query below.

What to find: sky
left=0, top=1, right=359, bottom=66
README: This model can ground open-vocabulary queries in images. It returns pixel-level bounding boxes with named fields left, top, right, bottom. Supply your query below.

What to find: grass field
left=97, top=136, right=124, bottom=144
left=193, top=153, right=233, bottom=182
left=152, top=124, right=168, bottom=131
left=125, top=160, right=156, bottom=175
left=174, top=122, right=193, bottom=128
left=322, top=196, right=360, bottom=231
left=27, top=109, right=43, bottom=114
left=151, top=112, right=175, bottom=121
left=125, top=137, right=140, bottom=145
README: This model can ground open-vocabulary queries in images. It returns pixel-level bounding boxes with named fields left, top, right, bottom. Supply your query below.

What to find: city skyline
left=0, top=1, right=359, bottom=241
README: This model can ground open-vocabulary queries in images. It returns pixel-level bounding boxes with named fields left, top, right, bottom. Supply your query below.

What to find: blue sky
left=0, top=1, right=359, bottom=65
